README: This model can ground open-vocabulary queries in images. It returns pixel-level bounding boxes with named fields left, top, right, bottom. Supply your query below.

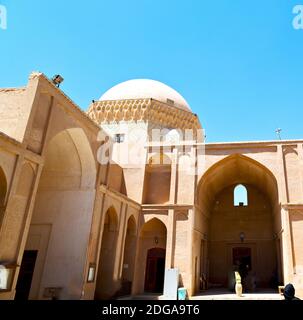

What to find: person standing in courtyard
left=283, top=284, right=301, bottom=301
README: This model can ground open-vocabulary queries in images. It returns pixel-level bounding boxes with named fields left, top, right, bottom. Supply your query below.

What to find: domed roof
left=99, top=79, right=191, bottom=112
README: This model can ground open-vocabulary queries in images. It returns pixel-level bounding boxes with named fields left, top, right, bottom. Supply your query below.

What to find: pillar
left=165, top=209, right=175, bottom=269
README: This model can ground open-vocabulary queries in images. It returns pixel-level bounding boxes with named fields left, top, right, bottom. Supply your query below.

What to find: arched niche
left=196, top=154, right=281, bottom=293
left=134, top=218, right=167, bottom=294
left=95, top=206, right=119, bottom=300
left=17, top=128, right=97, bottom=300
left=120, top=215, right=137, bottom=296
left=143, top=154, right=172, bottom=204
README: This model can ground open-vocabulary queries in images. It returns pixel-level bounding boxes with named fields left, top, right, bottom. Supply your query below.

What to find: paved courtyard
left=119, top=289, right=284, bottom=301
left=118, top=289, right=283, bottom=300
left=192, top=289, right=283, bottom=300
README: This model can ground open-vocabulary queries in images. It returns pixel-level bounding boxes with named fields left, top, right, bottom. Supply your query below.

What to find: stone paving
left=192, top=289, right=283, bottom=300
left=118, top=289, right=284, bottom=300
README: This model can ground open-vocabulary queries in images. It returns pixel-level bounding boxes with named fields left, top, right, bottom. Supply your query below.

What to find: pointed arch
left=195, top=153, right=282, bottom=292
left=133, top=217, right=167, bottom=294
left=140, top=217, right=167, bottom=235
left=16, top=163, right=35, bottom=198
left=104, top=206, right=119, bottom=232
left=197, top=153, right=279, bottom=211
left=126, top=215, right=137, bottom=236
left=95, top=206, right=119, bottom=299
left=17, top=127, right=97, bottom=300
left=120, top=215, right=137, bottom=296
left=39, top=128, right=96, bottom=190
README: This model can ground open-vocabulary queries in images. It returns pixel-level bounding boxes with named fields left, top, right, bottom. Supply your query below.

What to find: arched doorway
left=120, top=216, right=137, bottom=296
left=197, top=154, right=282, bottom=293
left=16, top=128, right=96, bottom=300
left=144, top=248, right=166, bottom=293
left=133, top=218, right=167, bottom=294
left=95, top=206, right=119, bottom=300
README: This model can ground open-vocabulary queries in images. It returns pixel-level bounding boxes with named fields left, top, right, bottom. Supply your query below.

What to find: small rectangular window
left=115, top=134, right=125, bottom=143
left=167, top=98, right=174, bottom=105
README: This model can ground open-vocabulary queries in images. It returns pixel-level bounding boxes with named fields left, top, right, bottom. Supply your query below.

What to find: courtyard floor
left=118, top=289, right=283, bottom=300
left=192, top=288, right=283, bottom=300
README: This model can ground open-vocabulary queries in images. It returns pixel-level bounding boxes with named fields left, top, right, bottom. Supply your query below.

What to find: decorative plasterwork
left=87, top=98, right=201, bottom=130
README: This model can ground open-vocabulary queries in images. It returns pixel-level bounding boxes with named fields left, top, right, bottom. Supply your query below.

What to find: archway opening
left=197, top=155, right=282, bottom=293
left=16, top=128, right=96, bottom=300
left=120, top=216, right=137, bottom=296
left=134, top=218, right=167, bottom=294
left=144, top=248, right=166, bottom=293
left=95, top=206, right=119, bottom=300
left=234, top=184, right=248, bottom=206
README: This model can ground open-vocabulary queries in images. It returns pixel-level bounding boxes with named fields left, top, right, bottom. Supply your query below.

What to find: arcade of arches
left=0, top=72, right=303, bottom=300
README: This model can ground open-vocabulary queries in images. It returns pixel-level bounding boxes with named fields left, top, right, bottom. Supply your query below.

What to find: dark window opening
left=115, top=134, right=125, bottom=143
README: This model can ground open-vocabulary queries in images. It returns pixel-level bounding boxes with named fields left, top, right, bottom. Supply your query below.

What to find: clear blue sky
left=1, top=0, right=303, bottom=142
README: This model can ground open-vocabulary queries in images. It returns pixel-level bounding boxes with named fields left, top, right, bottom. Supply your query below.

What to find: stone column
left=169, top=148, right=178, bottom=204
left=131, top=231, right=141, bottom=296
left=298, top=144, right=303, bottom=199
left=0, top=154, right=43, bottom=300
left=113, top=202, right=127, bottom=289
left=281, top=206, right=294, bottom=284
left=277, top=144, right=288, bottom=204
left=117, top=204, right=129, bottom=279
left=81, top=186, right=106, bottom=300
left=187, top=208, right=194, bottom=296
left=277, top=144, right=294, bottom=284
left=165, top=209, right=175, bottom=269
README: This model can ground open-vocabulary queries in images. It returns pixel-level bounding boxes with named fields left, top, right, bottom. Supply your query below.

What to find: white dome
left=99, top=79, right=191, bottom=112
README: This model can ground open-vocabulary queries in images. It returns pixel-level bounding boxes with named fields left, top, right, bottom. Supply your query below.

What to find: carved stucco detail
left=87, top=98, right=201, bottom=130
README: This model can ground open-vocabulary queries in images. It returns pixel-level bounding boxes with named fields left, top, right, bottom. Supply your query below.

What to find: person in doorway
left=283, top=284, right=301, bottom=301
left=248, top=271, right=257, bottom=292
left=238, top=262, right=249, bottom=291
left=269, top=270, right=278, bottom=289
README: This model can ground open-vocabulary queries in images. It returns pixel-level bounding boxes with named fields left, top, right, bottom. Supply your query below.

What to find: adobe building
left=0, top=72, right=302, bottom=300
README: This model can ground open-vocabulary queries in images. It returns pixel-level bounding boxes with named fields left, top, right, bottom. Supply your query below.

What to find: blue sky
left=1, top=0, right=303, bottom=142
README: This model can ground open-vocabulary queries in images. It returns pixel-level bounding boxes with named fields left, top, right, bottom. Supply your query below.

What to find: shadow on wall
left=16, top=128, right=97, bottom=300
left=107, top=162, right=127, bottom=196
left=143, top=154, right=171, bottom=204
left=95, top=206, right=119, bottom=300
left=0, top=166, right=7, bottom=227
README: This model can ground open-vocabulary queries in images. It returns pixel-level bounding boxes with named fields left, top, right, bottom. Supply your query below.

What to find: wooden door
left=144, top=248, right=165, bottom=293
left=15, top=250, right=38, bottom=300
